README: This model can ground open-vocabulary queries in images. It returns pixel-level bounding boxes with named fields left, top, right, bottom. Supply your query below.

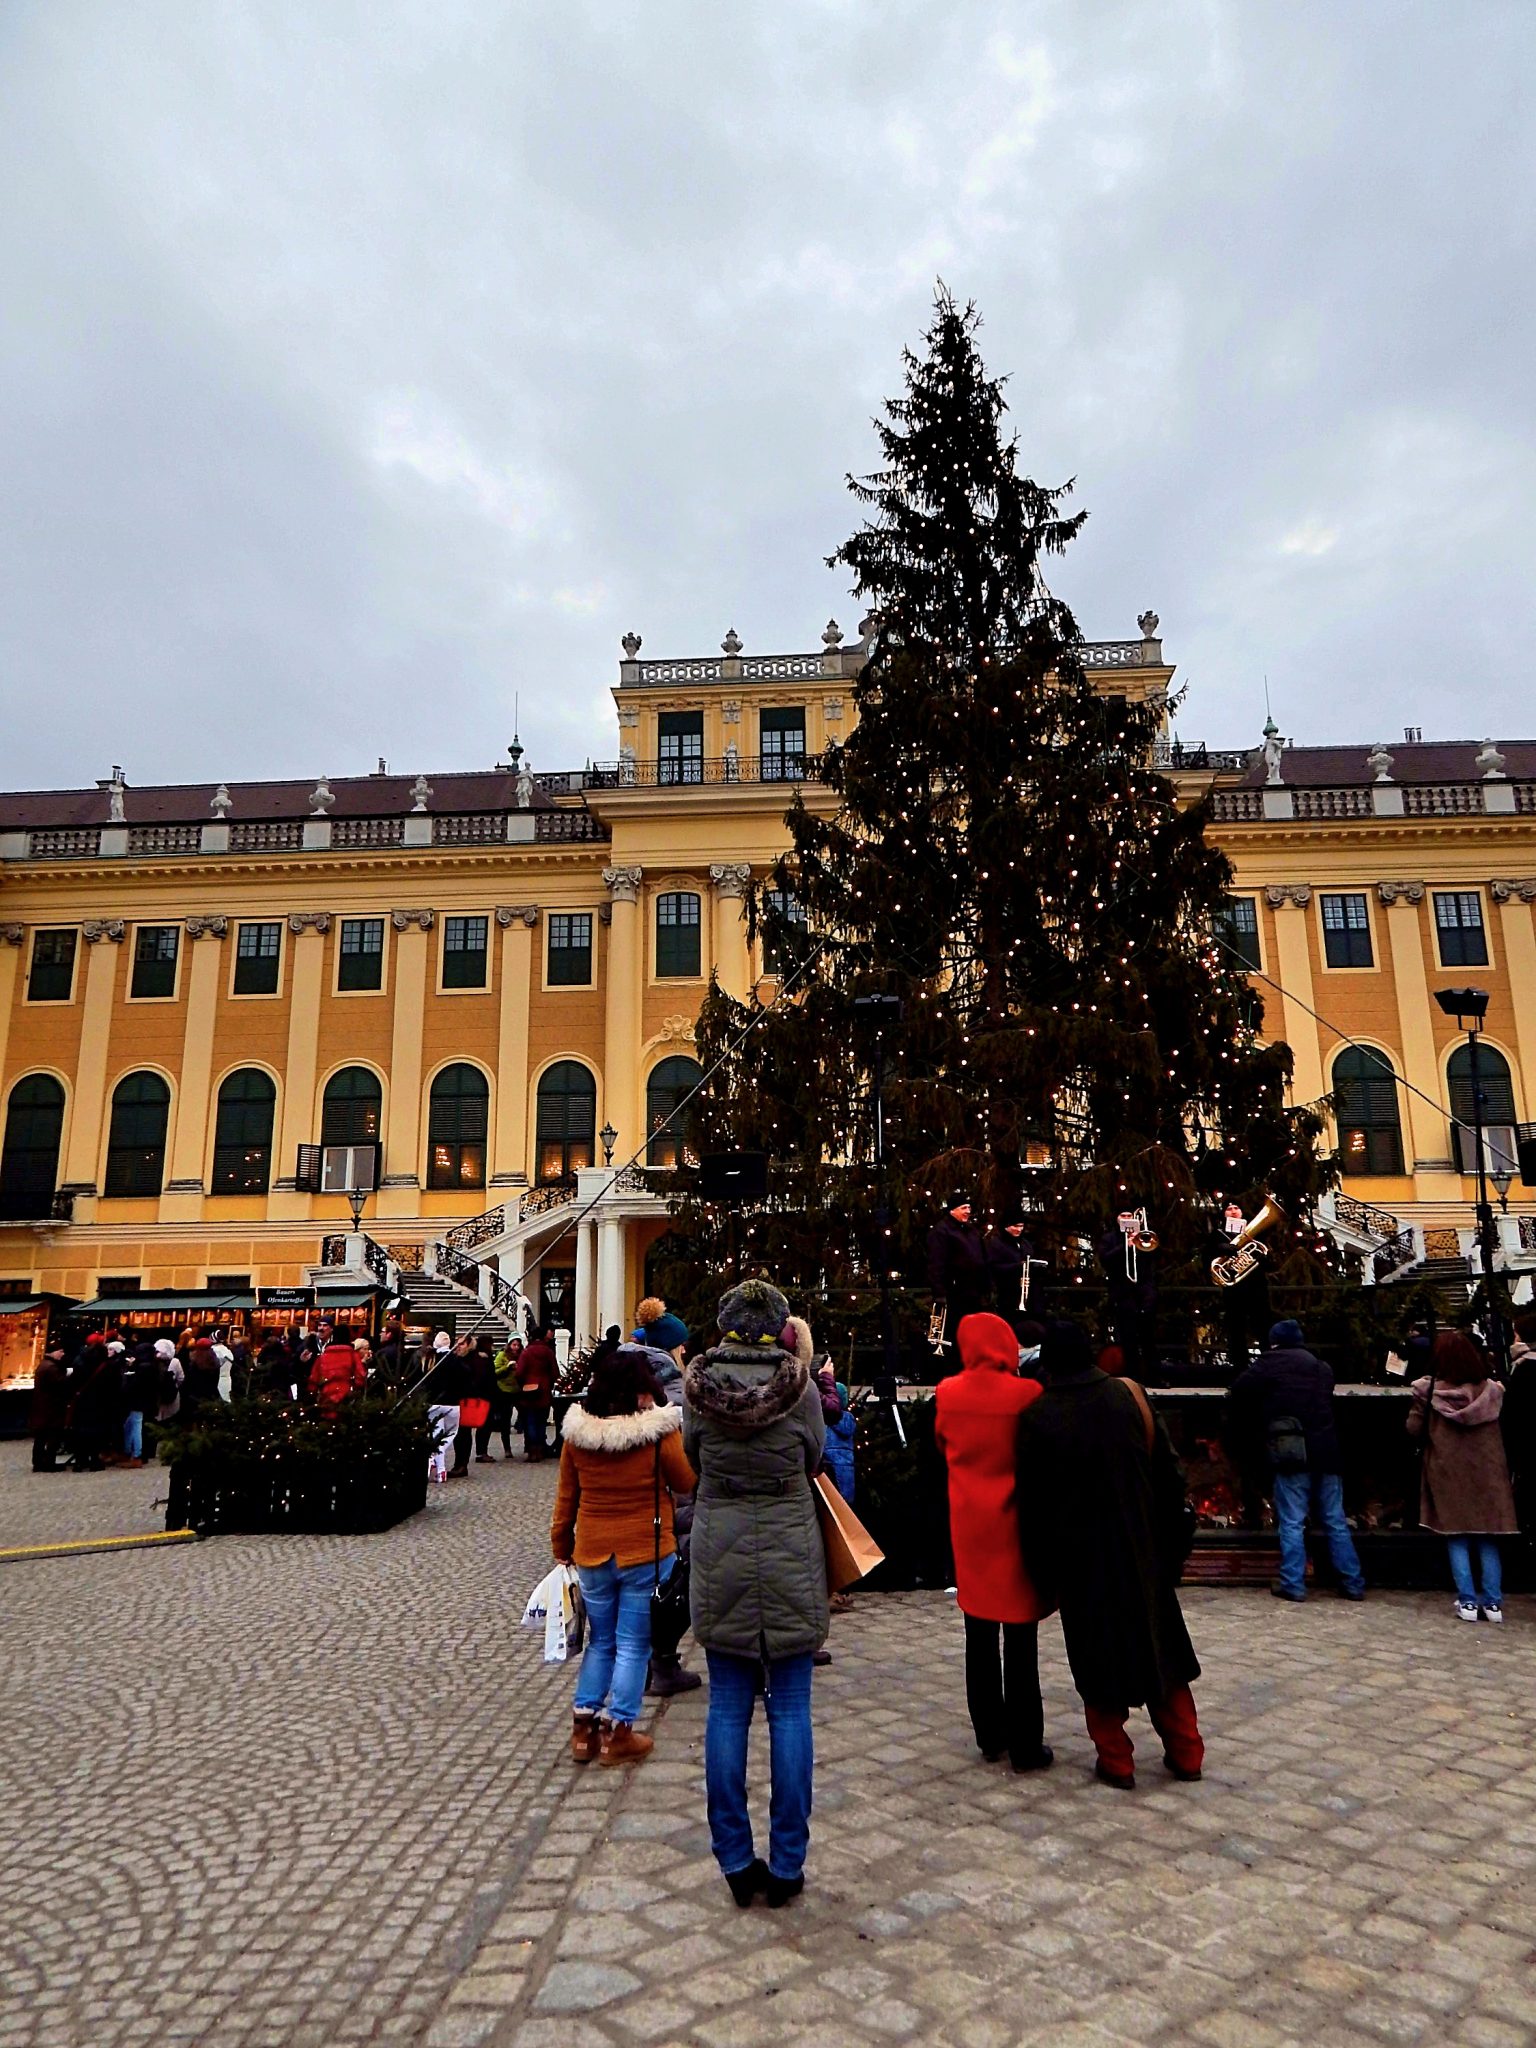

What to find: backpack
left=1266, top=1414, right=1309, bottom=1475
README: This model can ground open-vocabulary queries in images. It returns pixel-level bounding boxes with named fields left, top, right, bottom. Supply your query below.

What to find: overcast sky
left=3, top=1, right=1532, bottom=792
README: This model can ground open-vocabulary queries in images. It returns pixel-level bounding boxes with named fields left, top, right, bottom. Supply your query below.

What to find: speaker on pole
left=699, top=1152, right=768, bottom=1202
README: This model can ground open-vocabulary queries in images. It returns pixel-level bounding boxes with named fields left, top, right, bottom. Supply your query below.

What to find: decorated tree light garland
left=655, top=287, right=1334, bottom=1346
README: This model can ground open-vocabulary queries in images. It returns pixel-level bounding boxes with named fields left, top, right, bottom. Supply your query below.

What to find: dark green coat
left=683, top=1344, right=827, bottom=1661
left=1016, top=1366, right=1200, bottom=1708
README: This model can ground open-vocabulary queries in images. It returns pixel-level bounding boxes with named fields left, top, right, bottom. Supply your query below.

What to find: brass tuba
left=1210, top=1195, right=1286, bottom=1287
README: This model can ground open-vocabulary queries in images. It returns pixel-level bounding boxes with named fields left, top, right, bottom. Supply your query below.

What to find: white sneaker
left=1482, top=1604, right=1504, bottom=1624
left=1456, top=1599, right=1480, bottom=1622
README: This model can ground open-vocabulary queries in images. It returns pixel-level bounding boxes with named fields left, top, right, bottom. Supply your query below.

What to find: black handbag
left=650, top=1445, right=691, bottom=1659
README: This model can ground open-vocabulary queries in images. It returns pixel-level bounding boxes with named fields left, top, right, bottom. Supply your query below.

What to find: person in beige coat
left=1407, top=1331, right=1518, bottom=1623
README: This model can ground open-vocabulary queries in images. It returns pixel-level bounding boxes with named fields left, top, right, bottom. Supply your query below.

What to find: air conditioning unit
left=295, top=1143, right=380, bottom=1194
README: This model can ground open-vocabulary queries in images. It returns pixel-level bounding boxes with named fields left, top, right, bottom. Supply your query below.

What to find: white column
left=574, top=1218, right=598, bottom=1349
left=597, top=1212, right=626, bottom=1335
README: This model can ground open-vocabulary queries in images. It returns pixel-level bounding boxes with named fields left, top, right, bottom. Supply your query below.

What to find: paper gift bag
left=813, top=1473, right=885, bottom=1591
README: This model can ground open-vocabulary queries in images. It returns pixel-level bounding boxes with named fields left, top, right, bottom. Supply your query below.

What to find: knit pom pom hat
left=717, top=1277, right=791, bottom=1346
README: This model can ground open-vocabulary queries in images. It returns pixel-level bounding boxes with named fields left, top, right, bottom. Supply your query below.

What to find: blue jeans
left=574, top=1555, right=669, bottom=1725
left=522, top=1408, right=549, bottom=1455
left=1272, top=1471, right=1365, bottom=1597
left=123, top=1411, right=143, bottom=1460
left=704, top=1650, right=814, bottom=1882
left=1446, top=1537, right=1503, bottom=1608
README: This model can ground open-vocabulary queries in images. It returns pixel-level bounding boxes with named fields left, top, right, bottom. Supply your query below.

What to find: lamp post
left=599, top=1122, right=617, bottom=1167
left=852, top=993, right=903, bottom=1406
left=1435, top=986, right=1507, bottom=1370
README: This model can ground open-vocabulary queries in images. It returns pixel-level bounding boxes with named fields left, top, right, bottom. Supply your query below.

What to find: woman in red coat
left=934, top=1312, right=1053, bottom=1772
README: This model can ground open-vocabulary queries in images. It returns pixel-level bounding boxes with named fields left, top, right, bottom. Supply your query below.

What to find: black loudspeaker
left=699, top=1152, right=768, bottom=1201
left=1517, top=1124, right=1536, bottom=1189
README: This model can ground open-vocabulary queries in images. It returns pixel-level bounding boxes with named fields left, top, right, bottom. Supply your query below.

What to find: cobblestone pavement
left=0, top=1441, right=576, bottom=2048
left=5, top=1444, right=1535, bottom=2048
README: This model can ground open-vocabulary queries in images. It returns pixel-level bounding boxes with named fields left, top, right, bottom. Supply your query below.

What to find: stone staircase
left=398, top=1270, right=520, bottom=1347
left=1413, top=1253, right=1475, bottom=1316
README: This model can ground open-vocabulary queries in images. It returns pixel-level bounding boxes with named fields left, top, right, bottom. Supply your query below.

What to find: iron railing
left=585, top=754, right=823, bottom=790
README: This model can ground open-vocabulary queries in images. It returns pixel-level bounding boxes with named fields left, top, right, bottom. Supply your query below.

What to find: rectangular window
left=658, top=712, right=704, bottom=786
left=338, top=917, right=385, bottom=991
left=130, top=925, right=180, bottom=999
left=762, top=888, right=810, bottom=975
left=547, top=912, right=593, bottom=987
left=1434, top=891, right=1489, bottom=968
left=27, top=929, right=77, bottom=1002
left=1320, top=893, right=1373, bottom=969
left=1218, top=897, right=1261, bottom=971
left=233, top=921, right=282, bottom=995
left=760, top=706, right=807, bottom=781
left=656, top=892, right=702, bottom=978
left=96, top=1275, right=142, bottom=1296
left=206, top=1273, right=252, bottom=1293
left=442, top=914, right=489, bottom=989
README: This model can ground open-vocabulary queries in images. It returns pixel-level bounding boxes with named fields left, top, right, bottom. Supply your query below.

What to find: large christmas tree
left=657, top=290, right=1330, bottom=1349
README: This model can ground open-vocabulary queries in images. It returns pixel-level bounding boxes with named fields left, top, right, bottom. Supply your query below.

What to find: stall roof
left=76, top=1287, right=383, bottom=1315
left=77, top=1291, right=257, bottom=1315
left=0, top=1297, right=50, bottom=1315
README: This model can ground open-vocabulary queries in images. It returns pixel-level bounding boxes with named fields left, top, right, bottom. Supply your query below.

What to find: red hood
left=956, top=1313, right=1020, bottom=1373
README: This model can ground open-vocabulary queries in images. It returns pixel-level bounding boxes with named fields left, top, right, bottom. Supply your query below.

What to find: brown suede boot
left=571, top=1713, right=601, bottom=1764
left=599, top=1721, right=654, bottom=1766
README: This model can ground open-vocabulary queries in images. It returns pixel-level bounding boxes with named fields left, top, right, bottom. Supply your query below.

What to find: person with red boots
left=1016, top=1319, right=1203, bottom=1789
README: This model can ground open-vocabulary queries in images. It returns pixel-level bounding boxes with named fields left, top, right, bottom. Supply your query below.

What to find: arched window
left=321, top=1066, right=383, bottom=1148
left=210, top=1069, right=276, bottom=1195
left=1333, top=1047, right=1403, bottom=1176
left=646, top=1056, right=702, bottom=1168
left=0, top=1075, right=65, bottom=1220
left=103, top=1072, right=170, bottom=1197
left=1448, top=1043, right=1518, bottom=1174
left=536, top=1061, right=596, bottom=1183
left=428, top=1064, right=488, bottom=1189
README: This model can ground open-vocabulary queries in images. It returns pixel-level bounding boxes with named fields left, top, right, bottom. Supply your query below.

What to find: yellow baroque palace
left=2, top=615, right=1534, bottom=1381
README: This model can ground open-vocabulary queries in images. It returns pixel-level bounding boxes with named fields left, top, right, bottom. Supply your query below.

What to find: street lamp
left=851, top=993, right=904, bottom=1408
left=599, top=1122, right=617, bottom=1166
left=1435, top=985, right=1506, bottom=1368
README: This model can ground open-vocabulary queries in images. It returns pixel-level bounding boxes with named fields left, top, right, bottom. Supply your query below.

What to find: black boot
left=725, top=1858, right=768, bottom=1908
left=646, top=1654, right=702, bottom=1698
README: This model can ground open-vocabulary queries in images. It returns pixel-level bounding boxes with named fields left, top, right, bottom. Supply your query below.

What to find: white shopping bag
left=521, top=1563, right=581, bottom=1663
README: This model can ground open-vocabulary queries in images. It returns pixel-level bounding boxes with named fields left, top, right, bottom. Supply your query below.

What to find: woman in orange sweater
left=551, top=1349, right=696, bottom=1765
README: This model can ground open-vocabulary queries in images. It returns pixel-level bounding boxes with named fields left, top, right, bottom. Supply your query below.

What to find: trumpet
left=1019, top=1256, right=1049, bottom=1310
left=1211, top=1195, right=1286, bottom=1287
left=927, top=1301, right=949, bottom=1353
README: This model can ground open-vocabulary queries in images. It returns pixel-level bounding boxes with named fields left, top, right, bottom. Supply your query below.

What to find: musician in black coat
left=927, top=1195, right=991, bottom=1329
left=1098, top=1219, right=1159, bottom=1381
left=985, top=1219, right=1037, bottom=1323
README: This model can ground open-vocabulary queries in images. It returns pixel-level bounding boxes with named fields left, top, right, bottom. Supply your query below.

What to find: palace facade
left=3, top=616, right=1534, bottom=1380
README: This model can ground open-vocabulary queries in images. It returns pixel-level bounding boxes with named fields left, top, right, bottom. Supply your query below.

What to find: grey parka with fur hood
left=683, top=1341, right=828, bottom=1661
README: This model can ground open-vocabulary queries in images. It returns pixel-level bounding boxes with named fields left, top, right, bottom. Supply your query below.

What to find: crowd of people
left=546, top=1280, right=1536, bottom=1909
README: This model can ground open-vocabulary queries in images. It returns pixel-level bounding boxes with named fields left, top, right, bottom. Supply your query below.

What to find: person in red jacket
left=934, top=1311, right=1054, bottom=1772
left=309, top=1325, right=366, bottom=1411
left=514, top=1326, right=558, bottom=1460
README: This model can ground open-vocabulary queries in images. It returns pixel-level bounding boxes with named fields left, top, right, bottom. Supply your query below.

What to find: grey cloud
left=2, top=0, right=1532, bottom=788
